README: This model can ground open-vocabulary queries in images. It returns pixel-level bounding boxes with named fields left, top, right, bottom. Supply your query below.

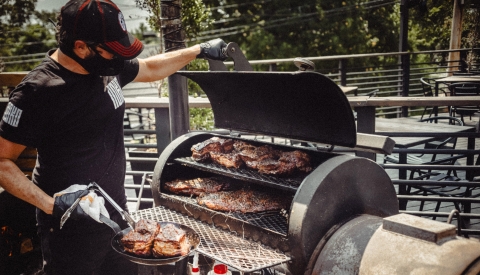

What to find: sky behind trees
left=35, top=0, right=149, bottom=31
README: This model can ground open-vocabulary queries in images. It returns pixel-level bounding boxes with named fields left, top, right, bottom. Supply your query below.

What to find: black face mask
left=60, top=43, right=125, bottom=76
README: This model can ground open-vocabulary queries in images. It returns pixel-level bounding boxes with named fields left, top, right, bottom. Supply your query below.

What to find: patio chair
left=448, top=82, right=480, bottom=123
left=420, top=77, right=449, bottom=120
left=408, top=121, right=480, bottom=219
left=384, top=116, right=463, bottom=177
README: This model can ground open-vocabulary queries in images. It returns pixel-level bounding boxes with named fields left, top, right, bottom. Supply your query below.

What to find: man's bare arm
left=133, top=45, right=201, bottom=83
left=0, top=136, right=54, bottom=214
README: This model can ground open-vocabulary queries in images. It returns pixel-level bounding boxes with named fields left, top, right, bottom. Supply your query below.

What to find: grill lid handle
left=207, top=42, right=253, bottom=72
left=294, top=57, right=315, bottom=71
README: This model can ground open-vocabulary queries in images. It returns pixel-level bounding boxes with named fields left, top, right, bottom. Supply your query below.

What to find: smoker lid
left=177, top=70, right=356, bottom=147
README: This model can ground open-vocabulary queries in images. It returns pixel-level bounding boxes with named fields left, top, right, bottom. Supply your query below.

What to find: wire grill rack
left=132, top=206, right=291, bottom=273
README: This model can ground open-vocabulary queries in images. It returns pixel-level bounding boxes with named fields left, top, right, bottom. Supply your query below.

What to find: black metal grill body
left=151, top=132, right=399, bottom=274
left=177, top=71, right=357, bottom=147
left=147, top=47, right=480, bottom=274
left=148, top=55, right=403, bottom=274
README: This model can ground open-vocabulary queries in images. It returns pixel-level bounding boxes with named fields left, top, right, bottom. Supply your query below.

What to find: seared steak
left=164, top=177, right=234, bottom=196
left=280, top=150, right=313, bottom=173
left=209, top=151, right=243, bottom=168
left=237, top=145, right=282, bottom=170
left=121, top=219, right=160, bottom=257
left=152, top=223, right=191, bottom=257
left=256, top=158, right=296, bottom=176
left=191, top=138, right=313, bottom=176
left=197, top=189, right=291, bottom=213
left=191, top=137, right=234, bottom=162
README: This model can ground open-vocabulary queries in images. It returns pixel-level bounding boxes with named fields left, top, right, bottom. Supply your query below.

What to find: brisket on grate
left=164, top=177, right=235, bottom=196
left=191, top=137, right=312, bottom=176
left=197, top=189, right=291, bottom=213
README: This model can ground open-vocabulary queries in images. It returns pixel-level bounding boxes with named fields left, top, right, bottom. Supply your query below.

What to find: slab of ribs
left=197, top=189, right=291, bottom=213
left=164, top=177, right=233, bottom=196
left=164, top=177, right=292, bottom=213
left=191, top=137, right=313, bottom=176
left=121, top=219, right=190, bottom=258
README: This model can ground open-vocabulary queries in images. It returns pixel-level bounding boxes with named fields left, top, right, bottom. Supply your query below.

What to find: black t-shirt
left=0, top=50, right=139, bottom=216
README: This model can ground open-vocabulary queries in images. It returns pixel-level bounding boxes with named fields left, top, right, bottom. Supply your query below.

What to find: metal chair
left=420, top=77, right=449, bottom=120
left=448, top=82, right=480, bottom=123
left=384, top=116, right=463, bottom=176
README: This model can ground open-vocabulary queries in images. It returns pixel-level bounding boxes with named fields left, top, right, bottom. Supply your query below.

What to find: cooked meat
left=164, top=177, right=233, bottom=196
left=256, top=158, right=296, bottom=176
left=238, top=145, right=282, bottom=170
left=197, top=189, right=291, bottom=213
left=191, top=137, right=234, bottom=162
left=280, top=150, right=313, bottom=173
left=121, top=219, right=160, bottom=257
left=191, top=138, right=313, bottom=176
left=152, top=223, right=191, bottom=258
left=233, top=140, right=257, bottom=152
left=209, top=151, right=243, bottom=168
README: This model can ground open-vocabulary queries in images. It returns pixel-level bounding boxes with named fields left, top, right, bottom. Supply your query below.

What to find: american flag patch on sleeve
left=2, top=102, right=23, bottom=127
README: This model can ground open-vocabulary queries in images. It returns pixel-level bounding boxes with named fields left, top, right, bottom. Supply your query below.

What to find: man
left=0, top=0, right=227, bottom=274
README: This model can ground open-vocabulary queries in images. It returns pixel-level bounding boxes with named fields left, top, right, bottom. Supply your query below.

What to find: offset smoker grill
left=133, top=45, right=480, bottom=275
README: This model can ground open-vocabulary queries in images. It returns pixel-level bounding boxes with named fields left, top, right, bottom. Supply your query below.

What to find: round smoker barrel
left=308, top=214, right=480, bottom=275
left=288, top=155, right=399, bottom=275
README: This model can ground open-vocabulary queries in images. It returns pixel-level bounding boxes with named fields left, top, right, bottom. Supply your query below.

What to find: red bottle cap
left=213, top=264, right=228, bottom=274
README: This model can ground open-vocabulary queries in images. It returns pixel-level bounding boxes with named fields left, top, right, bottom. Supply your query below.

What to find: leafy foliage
left=135, top=0, right=212, bottom=40
left=0, top=0, right=57, bottom=72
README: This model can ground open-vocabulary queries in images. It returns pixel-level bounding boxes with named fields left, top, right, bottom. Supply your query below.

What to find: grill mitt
left=197, top=38, right=228, bottom=61
left=53, top=184, right=110, bottom=223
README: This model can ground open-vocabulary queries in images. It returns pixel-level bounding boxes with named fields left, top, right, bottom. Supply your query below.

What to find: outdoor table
left=435, top=75, right=480, bottom=96
left=433, top=76, right=480, bottom=117
left=375, top=117, right=476, bottom=210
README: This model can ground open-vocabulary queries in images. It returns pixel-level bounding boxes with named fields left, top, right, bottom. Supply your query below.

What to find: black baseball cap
left=61, top=0, right=144, bottom=59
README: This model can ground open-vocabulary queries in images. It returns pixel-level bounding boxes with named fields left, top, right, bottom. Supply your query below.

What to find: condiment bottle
left=208, top=263, right=232, bottom=275
left=191, top=252, right=200, bottom=275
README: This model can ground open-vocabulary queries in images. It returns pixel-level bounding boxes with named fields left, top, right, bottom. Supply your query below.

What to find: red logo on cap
left=118, top=12, right=127, bottom=32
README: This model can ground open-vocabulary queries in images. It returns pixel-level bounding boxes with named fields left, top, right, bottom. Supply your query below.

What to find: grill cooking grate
left=132, top=206, right=291, bottom=272
left=162, top=193, right=289, bottom=235
left=175, top=157, right=306, bottom=192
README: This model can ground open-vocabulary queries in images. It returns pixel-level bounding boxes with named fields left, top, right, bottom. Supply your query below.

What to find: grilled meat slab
left=121, top=219, right=160, bottom=257
left=209, top=151, right=243, bottom=168
left=237, top=145, right=282, bottom=170
left=164, top=177, right=233, bottom=196
left=191, top=137, right=234, bottom=162
left=191, top=138, right=313, bottom=176
left=197, top=189, right=291, bottom=213
left=280, top=150, right=313, bottom=173
left=152, top=223, right=191, bottom=258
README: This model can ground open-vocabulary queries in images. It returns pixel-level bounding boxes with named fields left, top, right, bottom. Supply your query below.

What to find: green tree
left=0, top=0, right=57, bottom=72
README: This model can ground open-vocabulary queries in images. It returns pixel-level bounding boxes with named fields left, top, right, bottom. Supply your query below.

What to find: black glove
left=52, top=189, right=89, bottom=220
left=197, top=38, right=228, bottom=61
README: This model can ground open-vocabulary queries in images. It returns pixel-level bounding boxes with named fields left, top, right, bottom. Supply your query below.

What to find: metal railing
left=225, top=48, right=479, bottom=118
left=2, top=48, right=480, bottom=230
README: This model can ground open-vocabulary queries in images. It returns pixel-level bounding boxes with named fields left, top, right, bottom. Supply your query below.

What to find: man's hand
left=52, top=189, right=89, bottom=220
left=197, top=38, right=228, bottom=61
